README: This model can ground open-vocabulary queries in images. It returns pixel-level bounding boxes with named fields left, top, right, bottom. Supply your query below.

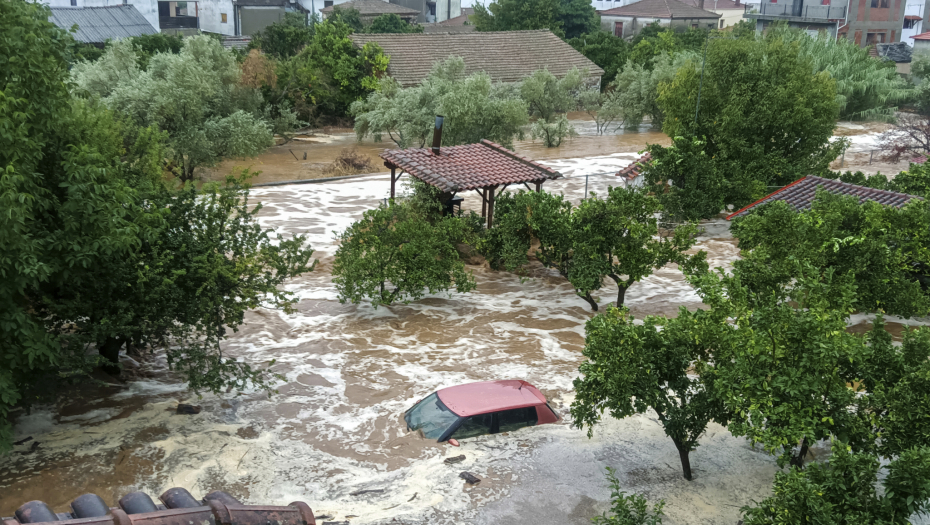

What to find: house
left=912, top=29, right=930, bottom=50
left=48, top=5, right=158, bottom=43
left=597, top=0, right=721, bottom=39
left=726, top=175, right=923, bottom=220
left=388, top=0, right=461, bottom=23
left=874, top=41, right=913, bottom=74
left=424, top=6, right=473, bottom=31
left=616, top=152, right=651, bottom=187
left=349, top=30, right=604, bottom=86
left=902, top=0, right=928, bottom=46
left=747, top=0, right=908, bottom=47
left=43, top=0, right=161, bottom=33
left=320, top=0, right=420, bottom=22
left=683, top=0, right=747, bottom=28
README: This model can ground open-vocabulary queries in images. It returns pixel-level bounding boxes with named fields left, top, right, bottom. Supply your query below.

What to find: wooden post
left=535, top=181, right=541, bottom=193
left=487, top=186, right=497, bottom=228
left=481, top=187, right=487, bottom=218
left=390, top=167, right=396, bottom=199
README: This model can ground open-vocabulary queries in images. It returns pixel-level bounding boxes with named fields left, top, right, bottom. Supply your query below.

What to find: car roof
left=436, top=380, right=547, bottom=417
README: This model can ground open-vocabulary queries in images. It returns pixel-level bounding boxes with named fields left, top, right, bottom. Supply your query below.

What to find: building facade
left=598, top=0, right=721, bottom=38
left=901, top=0, right=927, bottom=45
left=746, top=0, right=910, bottom=46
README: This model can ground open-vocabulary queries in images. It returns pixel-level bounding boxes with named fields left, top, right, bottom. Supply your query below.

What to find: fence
left=745, top=2, right=847, bottom=19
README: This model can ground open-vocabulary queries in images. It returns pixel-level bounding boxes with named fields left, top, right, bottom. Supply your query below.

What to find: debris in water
left=444, top=455, right=466, bottom=465
left=321, top=522, right=348, bottom=525
left=13, top=436, right=33, bottom=446
left=459, top=472, right=481, bottom=485
left=21, top=441, right=39, bottom=455
left=349, top=489, right=384, bottom=497
left=176, top=404, right=202, bottom=415
left=236, top=425, right=261, bottom=440
left=407, top=493, right=418, bottom=502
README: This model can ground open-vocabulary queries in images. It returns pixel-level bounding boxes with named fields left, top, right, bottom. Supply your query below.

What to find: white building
left=902, top=0, right=927, bottom=46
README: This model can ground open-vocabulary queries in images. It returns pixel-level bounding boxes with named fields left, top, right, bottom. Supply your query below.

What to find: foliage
left=592, top=468, right=666, bottom=525
left=521, top=67, right=585, bottom=147
left=767, top=25, right=912, bottom=121
left=643, top=136, right=728, bottom=221
left=365, top=13, right=423, bottom=33
left=127, top=33, right=183, bottom=69
left=628, top=24, right=705, bottom=70
left=472, top=0, right=565, bottom=36
left=568, top=31, right=630, bottom=87
left=74, top=35, right=280, bottom=181
left=482, top=187, right=703, bottom=310
left=730, top=192, right=930, bottom=318
left=248, top=12, right=314, bottom=59
left=572, top=306, right=728, bottom=480
left=578, top=84, right=623, bottom=135
left=322, top=146, right=374, bottom=175
left=694, top=266, right=872, bottom=468
left=741, top=443, right=930, bottom=525
left=823, top=163, right=930, bottom=199
left=352, top=57, right=528, bottom=149
left=556, top=0, right=600, bottom=40
left=658, top=35, right=844, bottom=203
left=240, top=49, right=278, bottom=89
left=878, top=113, right=930, bottom=158
left=329, top=6, right=364, bottom=32
left=278, top=18, right=388, bottom=122
left=68, top=42, right=106, bottom=64
left=332, top=199, right=477, bottom=308
left=611, top=52, right=693, bottom=129
left=911, top=51, right=930, bottom=117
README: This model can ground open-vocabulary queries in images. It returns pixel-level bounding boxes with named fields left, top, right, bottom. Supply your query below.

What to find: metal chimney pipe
left=431, top=115, right=445, bottom=155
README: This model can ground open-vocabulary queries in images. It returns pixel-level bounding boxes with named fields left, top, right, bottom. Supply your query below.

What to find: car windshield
left=405, top=393, right=460, bottom=440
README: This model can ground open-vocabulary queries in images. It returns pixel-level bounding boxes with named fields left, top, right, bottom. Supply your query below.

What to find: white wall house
left=43, top=0, right=161, bottom=32
left=902, top=0, right=926, bottom=46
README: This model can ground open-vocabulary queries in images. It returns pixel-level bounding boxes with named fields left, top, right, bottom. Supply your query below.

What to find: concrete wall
left=844, top=0, right=909, bottom=46
left=599, top=15, right=664, bottom=37
left=703, top=6, right=744, bottom=27
left=44, top=0, right=161, bottom=31
left=754, top=18, right=839, bottom=38
left=915, top=37, right=930, bottom=50
left=435, top=0, right=460, bottom=22
left=198, top=0, right=234, bottom=34
left=239, top=5, right=284, bottom=34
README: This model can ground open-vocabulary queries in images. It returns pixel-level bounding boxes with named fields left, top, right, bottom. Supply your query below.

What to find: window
left=451, top=413, right=493, bottom=440
left=614, top=21, right=623, bottom=36
left=221, top=12, right=227, bottom=22
left=497, top=407, right=538, bottom=433
left=324, top=0, right=333, bottom=6
left=905, top=18, right=917, bottom=29
left=821, top=0, right=830, bottom=5
left=70, top=0, right=77, bottom=5
left=866, top=31, right=886, bottom=43
left=719, top=19, right=724, bottom=28
left=870, top=0, right=889, bottom=7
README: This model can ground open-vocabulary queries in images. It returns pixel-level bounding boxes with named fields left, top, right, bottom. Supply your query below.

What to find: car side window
left=497, top=406, right=538, bottom=433
left=451, top=413, right=493, bottom=439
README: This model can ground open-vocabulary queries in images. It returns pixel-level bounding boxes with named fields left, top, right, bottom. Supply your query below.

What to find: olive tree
left=572, top=306, right=729, bottom=480
left=521, top=67, right=585, bottom=147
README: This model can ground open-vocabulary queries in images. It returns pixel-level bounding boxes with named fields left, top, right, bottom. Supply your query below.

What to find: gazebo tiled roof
left=726, top=175, right=923, bottom=220
left=381, top=139, right=561, bottom=192
left=617, top=152, right=652, bottom=180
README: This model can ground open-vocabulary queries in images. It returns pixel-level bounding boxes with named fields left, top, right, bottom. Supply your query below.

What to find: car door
left=449, top=412, right=494, bottom=440
left=496, top=406, right=538, bottom=433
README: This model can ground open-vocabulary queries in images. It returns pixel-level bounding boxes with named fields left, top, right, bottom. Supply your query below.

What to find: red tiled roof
left=905, top=14, right=923, bottom=20
left=616, top=152, right=652, bottom=180
left=912, top=30, right=930, bottom=40
left=912, top=155, right=928, bottom=164
left=598, top=0, right=721, bottom=19
left=726, top=175, right=923, bottom=220
left=381, top=139, right=561, bottom=192
left=682, top=0, right=745, bottom=10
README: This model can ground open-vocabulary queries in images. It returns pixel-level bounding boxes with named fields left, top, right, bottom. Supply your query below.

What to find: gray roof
left=876, top=42, right=913, bottom=63
left=598, top=0, right=721, bottom=19
left=350, top=30, right=604, bottom=86
left=320, top=0, right=420, bottom=17
left=49, top=5, right=157, bottom=44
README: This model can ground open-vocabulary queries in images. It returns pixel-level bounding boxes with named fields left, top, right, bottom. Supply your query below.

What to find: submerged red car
left=404, top=380, right=560, bottom=442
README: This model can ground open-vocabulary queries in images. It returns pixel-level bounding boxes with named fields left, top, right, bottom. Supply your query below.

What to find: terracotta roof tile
left=905, top=14, right=923, bottom=20
left=912, top=30, right=930, bottom=40
left=350, top=30, right=603, bottom=86
left=598, top=0, right=721, bottom=19
left=726, top=175, right=923, bottom=220
left=616, top=152, right=652, bottom=180
left=381, top=140, right=561, bottom=191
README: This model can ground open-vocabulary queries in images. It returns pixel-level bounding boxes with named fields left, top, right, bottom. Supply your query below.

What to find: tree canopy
left=248, top=12, right=315, bottom=59
left=471, top=0, right=599, bottom=38
left=365, top=13, right=424, bottom=33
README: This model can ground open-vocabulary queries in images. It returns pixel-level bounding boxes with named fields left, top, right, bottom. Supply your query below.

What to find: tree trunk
left=789, top=438, right=810, bottom=469
left=98, top=337, right=125, bottom=376
left=580, top=292, right=598, bottom=311
left=673, top=440, right=693, bottom=481
left=616, top=283, right=629, bottom=308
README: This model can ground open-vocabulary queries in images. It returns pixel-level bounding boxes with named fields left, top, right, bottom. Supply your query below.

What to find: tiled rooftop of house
left=726, top=175, right=923, bottom=220
left=598, top=0, right=721, bottom=19
left=617, top=152, right=652, bottom=180
left=349, top=30, right=603, bottom=86
left=321, top=0, right=420, bottom=16
left=48, top=5, right=156, bottom=44
left=380, top=140, right=561, bottom=191
left=912, top=30, right=930, bottom=40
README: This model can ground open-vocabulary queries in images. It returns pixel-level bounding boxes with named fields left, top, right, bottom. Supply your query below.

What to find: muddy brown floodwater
left=2, top=122, right=923, bottom=525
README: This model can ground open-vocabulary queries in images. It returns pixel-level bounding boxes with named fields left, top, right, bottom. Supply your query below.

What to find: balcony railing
left=160, top=15, right=198, bottom=28
left=745, top=2, right=847, bottom=19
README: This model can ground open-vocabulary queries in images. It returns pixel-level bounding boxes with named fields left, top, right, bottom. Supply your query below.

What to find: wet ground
left=2, top=121, right=923, bottom=525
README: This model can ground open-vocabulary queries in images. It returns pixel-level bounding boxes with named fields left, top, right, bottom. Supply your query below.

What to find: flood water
left=1, top=121, right=920, bottom=525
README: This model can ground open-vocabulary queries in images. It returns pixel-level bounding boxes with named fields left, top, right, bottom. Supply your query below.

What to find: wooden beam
left=535, top=181, right=542, bottom=193
left=481, top=188, right=487, bottom=218
left=390, top=167, right=396, bottom=199
left=487, top=185, right=498, bottom=228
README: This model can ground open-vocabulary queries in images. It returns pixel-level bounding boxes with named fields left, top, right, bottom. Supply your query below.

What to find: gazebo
left=380, top=139, right=562, bottom=227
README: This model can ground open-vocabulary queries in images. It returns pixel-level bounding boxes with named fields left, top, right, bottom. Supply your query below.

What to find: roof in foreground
left=912, top=30, right=930, bottom=40
left=349, top=30, right=604, bottom=86
left=437, top=380, right=547, bottom=417
left=49, top=5, right=157, bottom=43
left=617, top=152, right=652, bottom=180
left=598, top=0, right=721, bottom=19
left=726, top=175, right=923, bottom=220
left=381, top=139, right=561, bottom=192
left=321, top=0, right=420, bottom=16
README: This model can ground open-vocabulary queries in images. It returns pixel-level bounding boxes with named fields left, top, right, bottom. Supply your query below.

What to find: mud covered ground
left=2, top=123, right=924, bottom=525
